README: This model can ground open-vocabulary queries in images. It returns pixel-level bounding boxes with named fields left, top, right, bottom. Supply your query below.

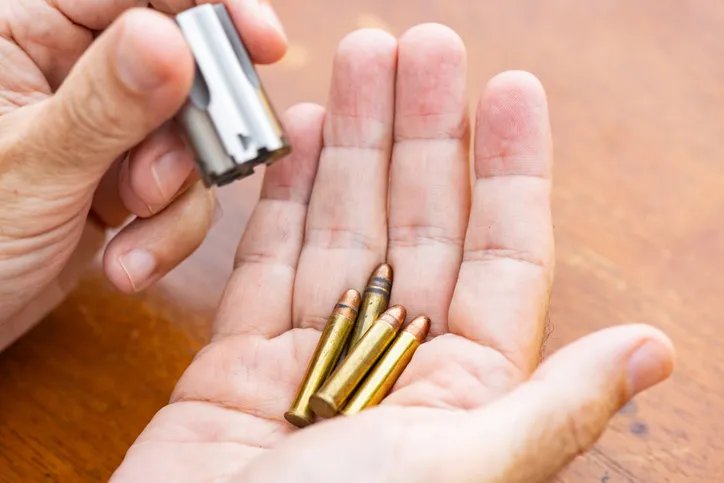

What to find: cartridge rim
left=308, top=393, right=339, bottom=419
left=284, top=410, right=314, bottom=428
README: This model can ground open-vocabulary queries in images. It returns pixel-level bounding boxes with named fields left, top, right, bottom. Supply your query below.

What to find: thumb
left=415, top=324, right=675, bottom=483
left=21, top=8, right=193, bottom=183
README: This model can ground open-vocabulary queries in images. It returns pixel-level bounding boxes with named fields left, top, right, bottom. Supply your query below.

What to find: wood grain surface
left=1, top=0, right=722, bottom=481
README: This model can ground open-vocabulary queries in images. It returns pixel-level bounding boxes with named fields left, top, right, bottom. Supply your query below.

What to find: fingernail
left=118, top=249, right=157, bottom=292
left=151, top=151, right=191, bottom=201
left=260, top=2, right=287, bottom=41
left=115, top=27, right=164, bottom=93
left=626, top=339, right=674, bottom=395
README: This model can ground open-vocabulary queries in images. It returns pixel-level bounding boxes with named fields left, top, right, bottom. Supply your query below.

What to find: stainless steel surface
left=176, top=4, right=290, bottom=187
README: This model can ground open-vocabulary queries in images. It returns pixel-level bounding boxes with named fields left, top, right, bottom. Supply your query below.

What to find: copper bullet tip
left=370, top=263, right=393, bottom=283
left=378, top=305, right=406, bottom=330
left=366, top=263, right=393, bottom=295
left=405, top=316, right=431, bottom=342
left=338, top=289, right=361, bottom=311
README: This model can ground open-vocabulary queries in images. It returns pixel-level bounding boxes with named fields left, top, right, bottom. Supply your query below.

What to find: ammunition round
left=341, top=315, right=431, bottom=415
left=348, top=263, right=393, bottom=350
left=310, top=305, right=406, bottom=418
left=284, top=289, right=360, bottom=427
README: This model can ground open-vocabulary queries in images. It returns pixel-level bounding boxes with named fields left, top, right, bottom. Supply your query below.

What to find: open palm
left=111, top=25, right=674, bottom=483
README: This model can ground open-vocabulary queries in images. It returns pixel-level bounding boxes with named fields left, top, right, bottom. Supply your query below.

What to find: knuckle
left=463, top=247, right=546, bottom=269
left=561, top=404, right=602, bottom=456
left=305, top=226, right=384, bottom=253
left=232, top=251, right=296, bottom=275
left=61, top=84, right=125, bottom=146
left=388, top=224, right=463, bottom=249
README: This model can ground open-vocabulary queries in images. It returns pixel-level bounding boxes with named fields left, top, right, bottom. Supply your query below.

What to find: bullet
left=284, top=289, right=360, bottom=428
left=347, top=264, right=393, bottom=350
left=341, top=315, right=431, bottom=416
left=309, top=305, right=406, bottom=418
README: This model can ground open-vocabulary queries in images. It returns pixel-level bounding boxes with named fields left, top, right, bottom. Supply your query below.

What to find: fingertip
left=280, top=102, right=326, bottom=160
left=104, top=247, right=148, bottom=294
left=397, top=23, right=467, bottom=82
left=122, top=124, right=196, bottom=216
left=336, top=28, right=398, bottom=63
left=284, top=102, right=326, bottom=125
left=486, top=70, right=546, bottom=99
left=399, top=22, right=466, bottom=57
left=479, top=70, right=549, bottom=142
left=535, top=323, right=676, bottom=389
left=258, top=1, right=288, bottom=58
left=115, top=8, right=194, bottom=99
left=242, top=25, right=288, bottom=65
left=229, top=0, right=288, bottom=64
left=620, top=322, right=676, bottom=351
left=104, top=183, right=215, bottom=294
left=395, top=22, right=469, bottom=139
left=597, top=323, right=676, bottom=358
left=327, top=29, right=398, bottom=145
left=475, top=70, right=552, bottom=179
left=623, top=324, right=676, bottom=396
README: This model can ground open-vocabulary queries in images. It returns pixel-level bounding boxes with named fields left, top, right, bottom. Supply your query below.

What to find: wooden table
left=1, top=0, right=722, bottom=481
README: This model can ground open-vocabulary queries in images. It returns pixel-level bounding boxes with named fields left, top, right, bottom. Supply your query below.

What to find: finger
left=53, top=0, right=148, bottom=31
left=411, top=325, right=675, bottom=483
left=16, top=8, right=193, bottom=185
left=5, top=1, right=95, bottom=90
left=292, top=29, right=397, bottom=330
left=119, top=122, right=197, bottom=217
left=212, top=103, right=325, bottom=340
left=91, top=155, right=133, bottom=227
left=103, top=181, right=215, bottom=293
left=150, top=0, right=287, bottom=64
left=4, top=1, right=147, bottom=91
left=10, top=0, right=283, bottom=94
left=448, top=71, right=554, bottom=375
left=387, top=24, right=471, bottom=337
left=165, top=104, right=325, bottom=430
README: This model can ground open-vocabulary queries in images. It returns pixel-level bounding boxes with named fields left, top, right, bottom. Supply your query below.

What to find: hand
left=110, top=25, right=675, bottom=483
left=0, top=1, right=287, bottom=349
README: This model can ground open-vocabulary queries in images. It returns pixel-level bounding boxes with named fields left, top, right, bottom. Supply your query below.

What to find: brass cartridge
left=284, top=289, right=360, bottom=427
left=309, top=305, right=406, bottom=418
left=348, top=263, right=393, bottom=350
left=341, top=315, right=431, bottom=415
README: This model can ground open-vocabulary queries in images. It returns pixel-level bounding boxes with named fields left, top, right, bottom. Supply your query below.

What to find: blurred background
left=1, top=1, right=723, bottom=481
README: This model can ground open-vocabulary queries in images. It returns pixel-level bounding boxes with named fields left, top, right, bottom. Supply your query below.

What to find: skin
left=0, top=0, right=287, bottom=349
left=0, top=1, right=678, bottom=480
left=103, top=25, right=674, bottom=483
